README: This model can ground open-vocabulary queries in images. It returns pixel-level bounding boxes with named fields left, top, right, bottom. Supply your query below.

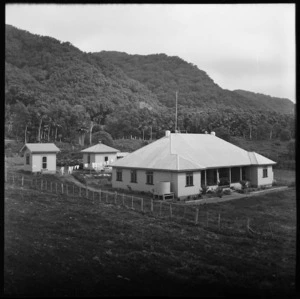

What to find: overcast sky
left=5, top=3, right=295, bottom=103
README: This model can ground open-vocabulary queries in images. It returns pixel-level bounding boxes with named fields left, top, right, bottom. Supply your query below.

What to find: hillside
left=5, top=24, right=295, bottom=143
left=5, top=24, right=162, bottom=110
left=95, top=51, right=295, bottom=112
left=234, top=90, right=294, bottom=115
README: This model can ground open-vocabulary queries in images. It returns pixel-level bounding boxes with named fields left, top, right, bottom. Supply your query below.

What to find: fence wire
left=5, top=174, right=281, bottom=239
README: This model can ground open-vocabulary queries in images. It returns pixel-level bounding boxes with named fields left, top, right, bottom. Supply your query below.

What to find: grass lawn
left=274, top=169, right=296, bottom=186
left=4, top=182, right=296, bottom=297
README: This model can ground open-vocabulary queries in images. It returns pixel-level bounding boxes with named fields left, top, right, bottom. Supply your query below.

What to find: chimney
left=211, top=131, right=216, bottom=136
left=165, top=130, right=171, bottom=137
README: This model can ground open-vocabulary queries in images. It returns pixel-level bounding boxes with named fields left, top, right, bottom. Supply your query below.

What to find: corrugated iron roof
left=20, top=143, right=60, bottom=153
left=112, top=133, right=276, bottom=171
left=81, top=143, right=119, bottom=153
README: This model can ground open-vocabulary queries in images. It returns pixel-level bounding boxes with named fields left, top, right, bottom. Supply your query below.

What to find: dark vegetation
left=5, top=24, right=295, bottom=147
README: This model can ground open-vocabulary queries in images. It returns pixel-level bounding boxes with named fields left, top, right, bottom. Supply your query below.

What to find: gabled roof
left=112, top=133, right=276, bottom=171
left=20, top=143, right=60, bottom=153
left=81, top=143, right=119, bottom=153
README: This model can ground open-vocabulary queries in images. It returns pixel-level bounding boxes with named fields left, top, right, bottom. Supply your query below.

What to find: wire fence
left=5, top=173, right=287, bottom=240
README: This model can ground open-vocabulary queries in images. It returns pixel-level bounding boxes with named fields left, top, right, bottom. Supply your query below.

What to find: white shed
left=20, top=143, right=60, bottom=173
left=81, top=142, right=120, bottom=170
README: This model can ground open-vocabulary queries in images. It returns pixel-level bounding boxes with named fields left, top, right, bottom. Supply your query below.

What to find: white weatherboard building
left=81, top=142, right=120, bottom=170
left=20, top=143, right=60, bottom=173
left=111, top=131, right=276, bottom=200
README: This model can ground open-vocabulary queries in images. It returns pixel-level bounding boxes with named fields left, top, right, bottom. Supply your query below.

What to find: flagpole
left=175, top=91, right=178, bottom=132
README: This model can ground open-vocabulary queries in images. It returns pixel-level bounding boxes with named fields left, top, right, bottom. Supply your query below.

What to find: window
left=87, top=154, right=90, bottom=164
left=42, top=156, right=47, bottom=169
left=146, top=171, right=153, bottom=185
left=186, top=172, right=194, bottom=186
left=116, top=169, right=122, bottom=181
left=26, top=154, right=30, bottom=165
left=263, top=168, right=268, bottom=178
left=105, top=156, right=108, bottom=162
left=131, top=170, right=137, bottom=183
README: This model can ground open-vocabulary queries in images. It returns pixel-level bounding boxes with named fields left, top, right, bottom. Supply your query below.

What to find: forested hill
left=95, top=51, right=295, bottom=113
left=233, top=90, right=294, bottom=114
left=5, top=24, right=162, bottom=111
left=5, top=24, right=295, bottom=144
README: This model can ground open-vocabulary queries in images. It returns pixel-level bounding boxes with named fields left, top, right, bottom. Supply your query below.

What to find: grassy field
left=274, top=169, right=296, bottom=186
left=4, top=181, right=296, bottom=297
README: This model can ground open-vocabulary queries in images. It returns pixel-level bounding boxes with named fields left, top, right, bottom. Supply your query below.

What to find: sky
left=5, top=3, right=296, bottom=103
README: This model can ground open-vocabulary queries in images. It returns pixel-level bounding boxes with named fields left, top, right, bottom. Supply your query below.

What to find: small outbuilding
left=81, top=142, right=120, bottom=170
left=20, top=143, right=60, bottom=173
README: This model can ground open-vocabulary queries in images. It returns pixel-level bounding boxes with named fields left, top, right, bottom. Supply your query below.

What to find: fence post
left=206, top=211, right=209, bottom=227
left=218, top=214, right=221, bottom=230
left=269, top=223, right=274, bottom=239
left=61, top=183, right=63, bottom=194
left=122, top=194, right=125, bottom=206
left=169, top=204, right=172, bottom=218
left=247, top=218, right=249, bottom=234
left=195, top=208, right=199, bottom=225
left=151, top=199, right=153, bottom=213
left=21, top=176, right=24, bottom=187
left=114, top=192, right=117, bottom=205
left=131, top=196, right=134, bottom=209
left=141, top=197, right=144, bottom=212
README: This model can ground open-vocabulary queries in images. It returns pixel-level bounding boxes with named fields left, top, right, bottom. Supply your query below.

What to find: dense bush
left=72, top=172, right=86, bottom=184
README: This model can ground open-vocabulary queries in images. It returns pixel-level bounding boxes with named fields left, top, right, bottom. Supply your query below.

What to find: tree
left=287, top=140, right=295, bottom=159
left=85, top=100, right=113, bottom=145
left=280, top=129, right=291, bottom=141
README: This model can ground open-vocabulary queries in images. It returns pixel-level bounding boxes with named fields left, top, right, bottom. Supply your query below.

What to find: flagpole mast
left=175, top=91, right=178, bottom=132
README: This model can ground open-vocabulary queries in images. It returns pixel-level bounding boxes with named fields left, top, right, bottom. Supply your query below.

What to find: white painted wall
left=112, top=168, right=177, bottom=195
left=112, top=168, right=205, bottom=199
left=26, top=153, right=57, bottom=173
left=256, top=165, right=274, bottom=186
left=177, top=171, right=201, bottom=199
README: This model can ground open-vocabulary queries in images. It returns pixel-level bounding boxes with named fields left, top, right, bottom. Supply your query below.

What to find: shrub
left=72, top=172, right=86, bottom=184
left=240, top=180, right=250, bottom=189
left=201, top=185, right=209, bottom=195
left=223, top=189, right=231, bottom=195
left=280, top=129, right=291, bottom=141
